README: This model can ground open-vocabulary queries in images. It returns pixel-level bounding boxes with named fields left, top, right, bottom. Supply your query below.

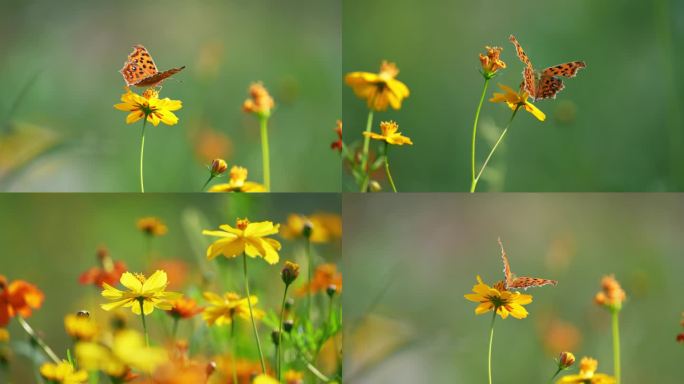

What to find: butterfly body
left=509, top=35, right=585, bottom=101
left=499, top=238, right=557, bottom=290
left=120, top=45, right=185, bottom=87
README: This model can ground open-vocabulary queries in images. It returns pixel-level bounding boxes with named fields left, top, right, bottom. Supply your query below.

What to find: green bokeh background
left=343, top=193, right=684, bottom=382
left=0, top=0, right=341, bottom=192
left=0, top=193, right=341, bottom=383
left=343, top=0, right=684, bottom=191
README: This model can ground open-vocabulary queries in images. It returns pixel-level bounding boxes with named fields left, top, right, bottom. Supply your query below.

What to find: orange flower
left=79, top=247, right=127, bottom=288
left=0, top=276, right=44, bottom=326
left=298, top=264, right=342, bottom=295
left=167, top=298, right=203, bottom=319
left=479, top=46, right=506, bottom=78
left=242, top=82, right=275, bottom=118
left=331, top=120, right=343, bottom=152
left=213, top=355, right=268, bottom=383
left=594, top=274, right=626, bottom=311
left=137, top=217, right=168, bottom=237
left=345, top=61, right=410, bottom=111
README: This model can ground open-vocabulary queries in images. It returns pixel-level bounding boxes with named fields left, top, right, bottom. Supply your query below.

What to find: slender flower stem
left=16, top=316, right=60, bottom=364
left=487, top=311, right=496, bottom=384
left=471, top=107, right=520, bottom=192
left=360, top=110, right=375, bottom=192
left=383, top=143, right=397, bottom=192
left=231, top=321, right=239, bottom=384
left=139, top=118, right=148, bottom=193
left=259, top=116, right=271, bottom=192
left=243, top=254, right=266, bottom=373
left=548, top=367, right=563, bottom=383
left=471, top=78, right=490, bottom=186
left=612, top=309, right=621, bottom=384
left=202, top=175, right=215, bottom=191
left=139, top=300, right=149, bottom=347
left=277, top=285, right=290, bottom=381
left=305, top=238, right=312, bottom=320
left=171, top=317, right=179, bottom=341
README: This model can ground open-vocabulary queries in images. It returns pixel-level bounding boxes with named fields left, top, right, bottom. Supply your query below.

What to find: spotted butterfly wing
left=508, top=35, right=537, bottom=97
left=498, top=238, right=557, bottom=290
left=120, top=45, right=185, bottom=87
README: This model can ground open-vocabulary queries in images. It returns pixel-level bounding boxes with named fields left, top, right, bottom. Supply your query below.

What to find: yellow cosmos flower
left=202, top=218, right=281, bottom=264
left=345, top=61, right=410, bottom=111
left=464, top=275, right=533, bottom=319
left=363, top=121, right=413, bottom=146
left=208, top=166, right=266, bottom=193
left=114, top=87, right=182, bottom=126
left=100, top=270, right=183, bottom=315
left=490, top=84, right=546, bottom=121
left=75, top=329, right=167, bottom=377
left=202, top=291, right=264, bottom=326
left=40, top=360, right=88, bottom=384
left=64, top=314, right=98, bottom=341
left=280, top=213, right=342, bottom=243
left=556, top=357, right=616, bottom=384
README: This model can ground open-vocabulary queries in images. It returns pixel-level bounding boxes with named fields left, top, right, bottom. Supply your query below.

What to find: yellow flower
left=280, top=213, right=342, bottom=243
left=345, top=61, right=410, bottom=111
left=243, top=82, right=275, bottom=118
left=137, top=216, right=168, bottom=237
left=464, top=275, right=533, bottom=319
left=284, top=370, right=304, bottom=384
left=202, top=218, right=281, bottom=264
left=40, top=360, right=88, bottom=384
left=479, top=46, right=506, bottom=78
left=76, top=329, right=167, bottom=377
left=490, top=84, right=546, bottom=121
left=208, top=166, right=266, bottom=192
left=556, top=357, right=616, bottom=384
left=253, top=374, right=280, bottom=384
left=363, top=121, right=413, bottom=146
left=114, top=87, right=182, bottom=126
left=64, top=314, right=98, bottom=341
left=100, top=270, right=183, bottom=315
left=202, top=291, right=264, bottom=326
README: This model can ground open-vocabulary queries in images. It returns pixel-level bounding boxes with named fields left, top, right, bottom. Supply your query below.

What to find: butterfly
left=508, top=35, right=586, bottom=101
left=498, top=238, right=557, bottom=290
left=120, top=45, right=185, bottom=88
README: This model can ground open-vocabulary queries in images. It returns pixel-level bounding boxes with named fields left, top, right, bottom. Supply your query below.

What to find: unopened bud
left=283, top=319, right=294, bottom=333
left=271, top=330, right=281, bottom=345
left=206, top=361, right=217, bottom=376
left=369, top=180, right=382, bottom=192
left=210, top=159, right=228, bottom=176
left=284, top=298, right=294, bottom=311
left=281, top=261, right=300, bottom=286
left=558, top=351, right=575, bottom=369
left=326, top=284, right=338, bottom=298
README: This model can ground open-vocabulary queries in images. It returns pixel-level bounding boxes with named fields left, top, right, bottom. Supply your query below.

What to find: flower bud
left=284, top=297, right=294, bottom=311
left=326, top=284, right=338, bottom=298
left=206, top=361, right=217, bottom=377
left=210, top=159, right=228, bottom=176
left=271, top=330, right=281, bottom=346
left=369, top=180, right=382, bottom=192
left=558, top=351, right=575, bottom=369
left=283, top=319, right=294, bottom=333
left=302, top=220, right=313, bottom=239
left=281, top=261, right=300, bottom=286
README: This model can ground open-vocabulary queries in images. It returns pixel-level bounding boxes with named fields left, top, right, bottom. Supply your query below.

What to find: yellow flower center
left=236, top=218, right=250, bottom=230
left=134, top=273, right=146, bottom=284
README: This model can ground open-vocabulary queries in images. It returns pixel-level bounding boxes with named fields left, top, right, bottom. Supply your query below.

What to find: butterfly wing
left=509, top=276, right=558, bottom=290
left=133, top=66, right=186, bottom=87
left=120, top=45, right=159, bottom=86
left=508, top=35, right=536, bottom=97
left=542, top=61, right=586, bottom=78
left=498, top=238, right=514, bottom=288
left=535, top=61, right=586, bottom=100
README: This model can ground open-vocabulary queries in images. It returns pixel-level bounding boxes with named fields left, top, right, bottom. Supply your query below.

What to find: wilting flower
left=100, top=270, right=182, bottom=315
left=299, top=264, right=343, bottom=295
left=243, top=82, right=275, bottom=118
left=464, top=275, right=533, bottom=319
left=64, top=313, right=98, bottom=341
left=210, top=158, right=228, bottom=177
left=202, top=291, right=264, bottom=326
left=479, top=46, right=506, bottom=78
left=0, top=275, right=44, bottom=326
left=490, top=84, right=546, bottom=121
left=345, top=61, right=410, bottom=111
left=40, top=360, right=88, bottom=384
left=76, top=329, right=167, bottom=377
left=202, top=218, right=281, bottom=264
left=331, top=120, right=343, bottom=152
left=137, top=217, right=168, bottom=237
left=114, top=87, right=182, bottom=126
left=363, top=121, right=413, bottom=146
left=208, top=166, right=266, bottom=193
left=284, top=370, right=304, bottom=384
left=280, top=213, right=342, bottom=243
left=594, top=274, right=626, bottom=311
left=556, top=357, right=616, bottom=383
left=79, top=247, right=127, bottom=288
left=167, top=298, right=203, bottom=320
left=281, top=261, right=300, bottom=286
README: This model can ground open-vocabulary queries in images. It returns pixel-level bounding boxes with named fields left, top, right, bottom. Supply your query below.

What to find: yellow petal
left=244, top=221, right=279, bottom=237
left=119, top=272, right=143, bottom=292
left=125, top=110, right=144, bottom=124
left=524, top=102, right=546, bottom=121
left=142, top=270, right=167, bottom=292
left=207, top=237, right=245, bottom=259
left=475, top=302, right=493, bottom=314
left=101, top=298, right=132, bottom=311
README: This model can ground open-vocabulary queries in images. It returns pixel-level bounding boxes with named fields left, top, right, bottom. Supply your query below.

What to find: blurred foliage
left=343, top=0, right=684, bottom=191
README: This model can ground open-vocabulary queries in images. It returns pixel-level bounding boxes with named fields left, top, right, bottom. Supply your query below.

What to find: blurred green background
left=0, top=0, right=341, bottom=192
left=343, top=0, right=684, bottom=191
left=0, top=193, right=341, bottom=382
left=343, top=193, right=684, bottom=382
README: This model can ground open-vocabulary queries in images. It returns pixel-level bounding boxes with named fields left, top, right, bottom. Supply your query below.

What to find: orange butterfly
left=499, top=238, right=557, bottom=290
left=120, top=45, right=185, bottom=88
left=508, top=35, right=585, bottom=101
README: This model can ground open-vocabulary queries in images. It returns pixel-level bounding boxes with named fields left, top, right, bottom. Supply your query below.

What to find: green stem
left=471, top=78, right=490, bottom=186
left=259, top=116, right=271, bottom=192
left=277, top=285, right=290, bottom=381
left=384, top=143, right=397, bottom=192
left=548, top=367, right=562, bottom=384
left=243, top=254, right=266, bottom=373
left=89, top=370, right=99, bottom=384
left=139, top=118, right=147, bottom=193
left=488, top=311, right=496, bottom=384
left=612, top=309, right=621, bottom=384
left=471, top=107, right=519, bottom=193
left=360, top=110, right=375, bottom=192
left=231, top=321, right=239, bottom=384
left=16, top=316, right=60, bottom=364
left=306, top=238, right=313, bottom=320
left=139, top=300, right=149, bottom=347
left=202, top=175, right=215, bottom=191
left=171, top=317, right=179, bottom=341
